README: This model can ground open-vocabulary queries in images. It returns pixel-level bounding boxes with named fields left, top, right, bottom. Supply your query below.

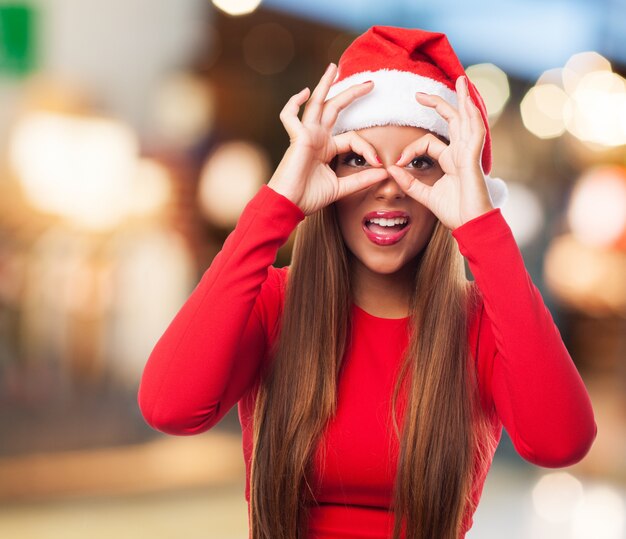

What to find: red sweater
left=138, top=184, right=597, bottom=538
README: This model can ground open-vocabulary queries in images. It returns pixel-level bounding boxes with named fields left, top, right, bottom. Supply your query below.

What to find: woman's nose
left=373, top=174, right=406, bottom=200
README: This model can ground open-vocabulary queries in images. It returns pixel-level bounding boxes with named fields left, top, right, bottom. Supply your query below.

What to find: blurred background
left=0, top=0, right=624, bottom=538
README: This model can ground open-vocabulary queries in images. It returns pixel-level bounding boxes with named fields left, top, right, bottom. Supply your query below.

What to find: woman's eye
left=407, top=156, right=434, bottom=170
left=341, top=152, right=367, bottom=167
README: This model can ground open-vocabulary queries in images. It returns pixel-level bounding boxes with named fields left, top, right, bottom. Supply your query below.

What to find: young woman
left=138, top=26, right=597, bottom=539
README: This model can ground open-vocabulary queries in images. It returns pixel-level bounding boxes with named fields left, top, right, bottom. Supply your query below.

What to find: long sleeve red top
left=137, top=184, right=598, bottom=538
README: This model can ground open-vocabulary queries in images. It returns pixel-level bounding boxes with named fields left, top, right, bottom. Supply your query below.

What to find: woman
left=138, top=26, right=597, bottom=539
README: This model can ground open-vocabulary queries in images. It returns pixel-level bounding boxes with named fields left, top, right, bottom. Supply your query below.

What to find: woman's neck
left=350, top=260, right=417, bottom=319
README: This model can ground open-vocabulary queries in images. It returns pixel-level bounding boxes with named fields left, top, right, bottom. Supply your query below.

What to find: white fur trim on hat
left=325, top=68, right=458, bottom=139
left=485, top=175, right=508, bottom=208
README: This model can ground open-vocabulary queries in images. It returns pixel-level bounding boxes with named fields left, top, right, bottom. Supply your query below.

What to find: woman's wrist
left=267, top=178, right=295, bottom=203
left=458, top=203, right=495, bottom=228
left=266, top=179, right=306, bottom=215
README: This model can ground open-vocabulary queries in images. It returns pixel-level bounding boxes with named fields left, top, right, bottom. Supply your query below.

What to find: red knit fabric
left=138, top=184, right=597, bottom=538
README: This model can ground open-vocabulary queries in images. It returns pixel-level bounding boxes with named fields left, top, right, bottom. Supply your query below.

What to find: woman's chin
left=361, top=258, right=419, bottom=278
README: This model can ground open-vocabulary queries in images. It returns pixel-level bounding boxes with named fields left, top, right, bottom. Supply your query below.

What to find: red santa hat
left=325, top=25, right=508, bottom=208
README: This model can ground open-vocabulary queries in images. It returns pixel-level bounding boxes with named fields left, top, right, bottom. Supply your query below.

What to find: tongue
left=367, top=222, right=404, bottom=235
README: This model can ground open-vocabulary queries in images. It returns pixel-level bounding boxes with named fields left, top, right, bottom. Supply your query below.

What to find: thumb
left=387, top=165, right=431, bottom=206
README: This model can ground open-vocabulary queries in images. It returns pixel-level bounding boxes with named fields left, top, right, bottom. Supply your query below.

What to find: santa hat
left=325, top=25, right=508, bottom=208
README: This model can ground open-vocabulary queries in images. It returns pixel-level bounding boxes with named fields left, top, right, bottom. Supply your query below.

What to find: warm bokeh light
left=498, top=181, right=544, bottom=248
left=543, top=233, right=626, bottom=315
left=530, top=475, right=626, bottom=538
left=211, top=0, right=262, bottom=16
left=197, top=141, right=271, bottom=228
left=532, top=472, right=584, bottom=523
left=520, top=83, right=569, bottom=139
left=103, top=228, right=195, bottom=388
left=243, top=23, right=295, bottom=75
left=9, top=112, right=139, bottom=231
left=572, top=484, right=625, bottom=539
left=564, top=70, right=626, bottom=147
left=567, top=166, right=626, bottom=249
left=562, top=51, right=612, bottom=95
left=466, top=63, right=510, bottom=122
left=536, top=67, right=565, bottom=87
left=522, top=50, right=626, bottom=147
left=128, top=159, right=173, bottom=218
left=151, top=73, right=216, bottom=147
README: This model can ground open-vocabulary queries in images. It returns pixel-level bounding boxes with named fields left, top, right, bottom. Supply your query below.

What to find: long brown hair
left=250, top=173, right=497, bottom=538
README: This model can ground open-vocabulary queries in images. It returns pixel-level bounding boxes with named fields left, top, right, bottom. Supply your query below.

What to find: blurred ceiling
left=263, top=0, right=626, bottom=80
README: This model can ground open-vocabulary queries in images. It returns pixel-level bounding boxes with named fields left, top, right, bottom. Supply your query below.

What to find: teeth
left=367, top=217, right=408, bottom=226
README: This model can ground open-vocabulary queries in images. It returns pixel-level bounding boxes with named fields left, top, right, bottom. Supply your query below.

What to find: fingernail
left=362, top=80, right=373, bottom=85
left=375, top=154, right=382, bottom=164
left=396, top=153, right=403, bottom=164
left=325, top=62, right=335, bottom=74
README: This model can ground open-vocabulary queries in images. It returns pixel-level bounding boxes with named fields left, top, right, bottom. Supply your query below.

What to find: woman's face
left=333, top=125, right=446, bottom=277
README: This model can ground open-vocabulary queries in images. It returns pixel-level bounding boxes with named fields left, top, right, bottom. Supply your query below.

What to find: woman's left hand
left=387, top=75, right=494, bottom=231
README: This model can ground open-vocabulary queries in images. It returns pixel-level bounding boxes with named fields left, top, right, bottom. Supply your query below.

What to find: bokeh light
left=498, top=181, right=544, bottom=248
left=562, top=51, right=612, bottom=95
left=572, top=484, right=625, bottom=539
left=103, top=228, right=196, bottom=388
left=522, top=50, right=626, bottom=147
left=567, top=166, right=626, bottom=249
left=151, top=73, right=216, bottom=147
left=520, top=83, right=569, bottom=139
left=127, top=159, right=173, bottom=218
left=466, top=63, right=510, bottom=123
left=543, top=233, right=626, bottom=315
left=532, top=472, right=584, bottom=523
left=563, top=70, right=626, bottom=147
left=211, top=0, right=262, bottom=16
left=197, top=141, right=271, bottom=228
left=9, top=112, right=139, bottom=231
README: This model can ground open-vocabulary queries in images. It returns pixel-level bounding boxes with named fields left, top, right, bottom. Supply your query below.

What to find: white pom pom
left=485, top=175, right=508, bottom=208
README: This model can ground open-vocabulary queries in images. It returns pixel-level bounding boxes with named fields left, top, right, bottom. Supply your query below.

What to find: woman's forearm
left=452, top=208, right=597, bottom=467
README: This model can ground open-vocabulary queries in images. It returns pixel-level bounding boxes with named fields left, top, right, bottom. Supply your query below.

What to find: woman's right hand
left=267, top=63, right=389, bottom=216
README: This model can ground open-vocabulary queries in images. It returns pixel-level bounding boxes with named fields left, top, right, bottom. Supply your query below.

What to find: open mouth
left=364, top=218, right=410, bottom=235
left=361, top=216, right=412, bottom=246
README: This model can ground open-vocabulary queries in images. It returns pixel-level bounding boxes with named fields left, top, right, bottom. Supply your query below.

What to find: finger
left=456, top=76, right=471, bottom=139
left=336, top=167, right=389, bottom=199
left=395, top=133, right=448, bottom=167
left=279, top=87, right=311, bottom=140
left=320, top=80, right=374, bottom=129
left=301, top=63, right=337, bottom=125
left=414, top=92, right=460, bottom=125
left=415, top=92, right=462, bottom=143
left=387, top=165, right=432, bottom=206
left=464, top=81, right=487, bottom=136
left=460, top=78, right=488, bottom=158
left=333, top=131, right=383, bottom=168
